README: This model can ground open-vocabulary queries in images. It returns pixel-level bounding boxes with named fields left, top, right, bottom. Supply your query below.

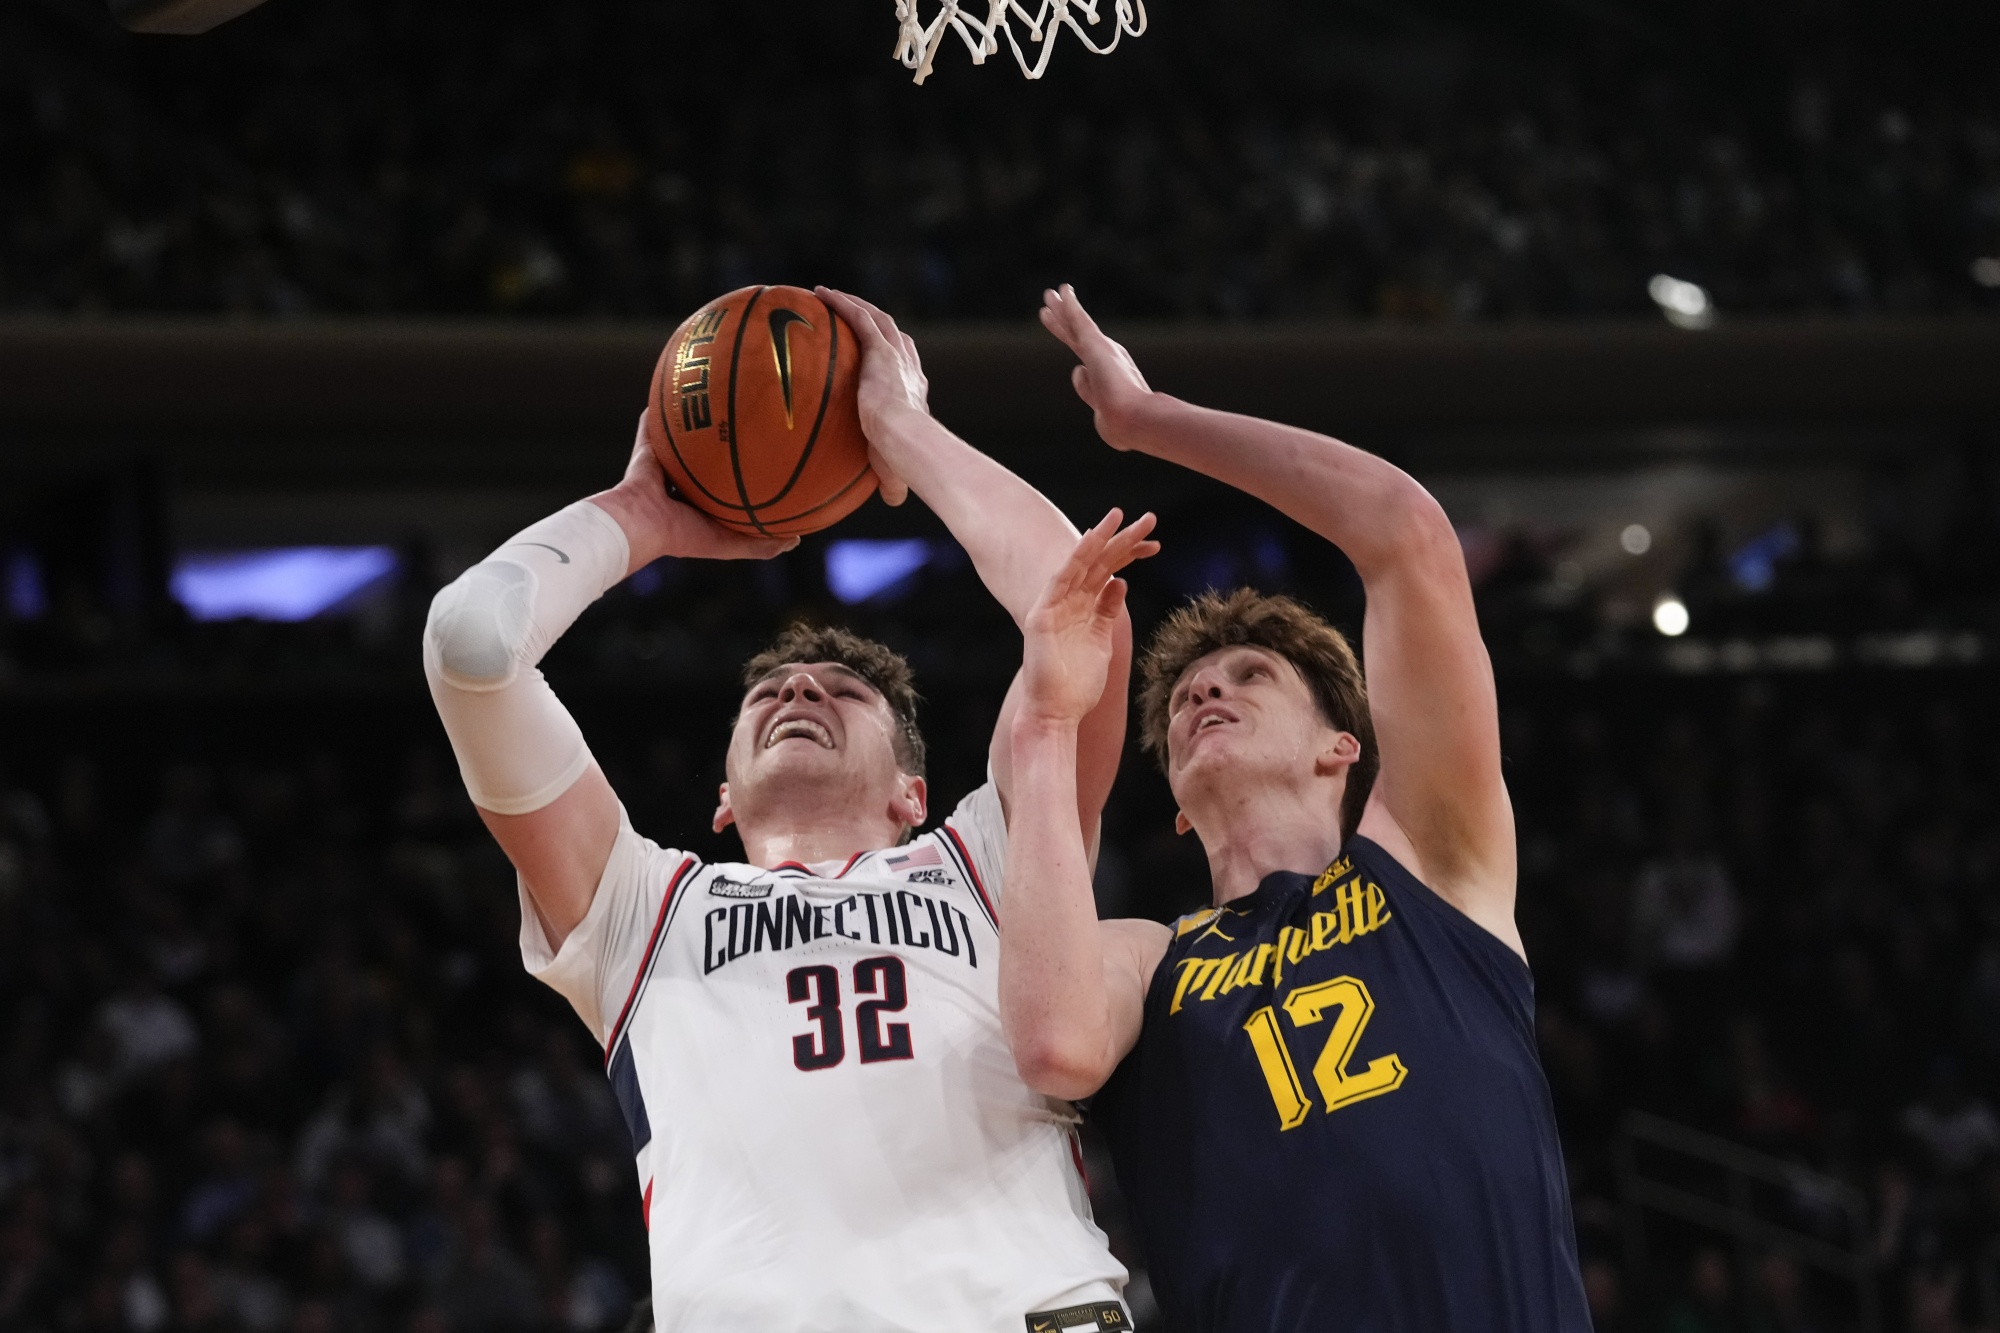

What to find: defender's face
left=1164, top=645, right=1341, bottom=799
left=725, top=661, right=909, bottom=804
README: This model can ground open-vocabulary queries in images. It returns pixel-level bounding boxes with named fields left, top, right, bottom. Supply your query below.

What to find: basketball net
left=892, top=0, right=1147, bottom=84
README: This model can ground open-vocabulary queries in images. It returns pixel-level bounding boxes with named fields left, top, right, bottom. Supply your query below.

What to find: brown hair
left=1138, top=588, right=1376, bottom=838
left=742, top=623, right=926, bottom=779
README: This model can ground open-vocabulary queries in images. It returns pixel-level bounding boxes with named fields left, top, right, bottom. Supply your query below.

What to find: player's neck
left=1186, top=785, right=1345, bottom=907
left=737, top=817, right=901, bottom=870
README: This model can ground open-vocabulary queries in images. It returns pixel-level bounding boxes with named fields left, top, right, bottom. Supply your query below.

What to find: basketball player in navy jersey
left=998, top=285, right=1592, bottom=1332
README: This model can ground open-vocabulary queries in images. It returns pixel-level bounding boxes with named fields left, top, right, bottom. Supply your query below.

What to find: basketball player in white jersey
left=422, top=287, right=1159, bottom=1333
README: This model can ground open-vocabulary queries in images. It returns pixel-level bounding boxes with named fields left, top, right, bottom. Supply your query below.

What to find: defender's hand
left=1039, top=284, right=1154, bottom=451
left=816, top=286, right=922, bottom=506
left=593, top=417, right=800, bottom=571
left=1020, top=509, right=1160, bottom=725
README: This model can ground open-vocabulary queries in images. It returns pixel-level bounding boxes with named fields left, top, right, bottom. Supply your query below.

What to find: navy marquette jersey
left=1092, top=836, right=1590, bottom=1333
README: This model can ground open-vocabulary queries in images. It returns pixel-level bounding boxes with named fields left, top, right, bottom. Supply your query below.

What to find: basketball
left=644, top=285, right=877, bottom=537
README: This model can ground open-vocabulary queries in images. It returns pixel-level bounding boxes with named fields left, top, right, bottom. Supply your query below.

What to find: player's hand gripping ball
left=645, top=285, right=877, bottom=536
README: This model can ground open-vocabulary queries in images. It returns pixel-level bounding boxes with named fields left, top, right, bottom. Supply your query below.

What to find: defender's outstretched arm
left=1001, top=513, right=1169, bottom=1100
left=1040, top=286, right=1518, bottom=950
left=818, top=287, right=1134, bottom=842
left=424, top=425, right=794, bottom=948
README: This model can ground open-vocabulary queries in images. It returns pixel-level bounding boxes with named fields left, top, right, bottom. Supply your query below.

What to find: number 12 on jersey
left=787, top=957, right=915, bottom=1071
left=1243, top=975, right=1407, bottom=1129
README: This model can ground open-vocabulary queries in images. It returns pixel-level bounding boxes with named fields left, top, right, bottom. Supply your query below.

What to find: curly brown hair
left=1138, top=588, right=1376, bottom=839
left=742, top=623, right=926, bottom=778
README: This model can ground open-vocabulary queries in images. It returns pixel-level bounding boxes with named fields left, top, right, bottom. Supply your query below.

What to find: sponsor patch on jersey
left=708, top=875, right=772, bottom=900
left=904, top=867, right=950, bottom=886
left=1025, top=1301, right=1129, bottom=1332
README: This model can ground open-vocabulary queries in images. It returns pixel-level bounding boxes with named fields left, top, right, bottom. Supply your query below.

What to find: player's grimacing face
left=726, top=662, right=907, bottom=795
left=1164, top=645, right=1341, bottom=796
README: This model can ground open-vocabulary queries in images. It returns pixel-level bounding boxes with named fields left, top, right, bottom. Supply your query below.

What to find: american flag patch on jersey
left=884, top=845, right=943, bottom=870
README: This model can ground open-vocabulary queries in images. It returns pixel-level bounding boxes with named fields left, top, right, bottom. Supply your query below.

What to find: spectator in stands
left=2, top=0, right=1995, bottom=321
left=1632, top=813, right=1740, bottom=974
left=1903, top=1060, right=2000, bottom=1178
left=1659, top=1246, right=1737, bottom=1333
left=1750, top=1252, right=1822, bottom=1333
left=1578, top=1257, right=1633, bottom=1333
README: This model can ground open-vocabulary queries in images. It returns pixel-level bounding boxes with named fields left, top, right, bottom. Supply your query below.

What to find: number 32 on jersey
left=1243, top=975, right=1407, bottom=1130
left=786, top=957, right=915, bottom=1071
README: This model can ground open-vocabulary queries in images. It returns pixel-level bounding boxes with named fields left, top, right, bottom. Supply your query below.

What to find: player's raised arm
left=1000, top=512, right=1168, bottom=1100
left=816, top=286, right=1134, bottom=842
left=423, top=422, right=794, bottom=948
left=1040, top=285, right=1519, bottom=951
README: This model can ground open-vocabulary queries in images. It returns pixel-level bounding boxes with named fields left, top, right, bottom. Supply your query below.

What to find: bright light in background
left=1648, top=274, right=1715, bottom=330
left=1620, top=523, right=1652, bottom=556
left=1973, top=257, right=2000, bottom=289
left=4, top=550, right=47, bottom=619
left=1652, top=595, right=1690, bottom=637
left=1728, top=522, right=1800, bottom=593
left=172, top=547, right=398, bottom=621
left=825, top=539, right=932, bottom=604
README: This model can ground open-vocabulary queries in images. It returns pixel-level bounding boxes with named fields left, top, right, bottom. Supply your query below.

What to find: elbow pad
left=423, top=501, right=629, bottom=814
left=427, top=500, right=629, bottom=685
left=428, top=559, right=536, bottom=689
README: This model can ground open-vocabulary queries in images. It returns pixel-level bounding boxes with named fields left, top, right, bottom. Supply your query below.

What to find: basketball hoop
left=892, top=0, right=1147, bottom=84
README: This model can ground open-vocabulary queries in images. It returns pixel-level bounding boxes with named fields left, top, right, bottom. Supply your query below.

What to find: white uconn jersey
left=520, top=783, right=1129, bottom=1332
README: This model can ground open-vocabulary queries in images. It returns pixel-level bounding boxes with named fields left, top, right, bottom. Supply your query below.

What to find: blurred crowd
left=1, top=444, right=1999, bottom=1331
left=1513, top=670, right=2000, bottom=1333
left=4, top=617, right=2000, bottom=1332
left=2, top=0, right=1998, bottom=321
left=0, top=743, right=648, bottom=1333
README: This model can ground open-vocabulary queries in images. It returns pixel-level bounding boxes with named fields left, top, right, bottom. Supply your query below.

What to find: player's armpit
left=1099, top=916, right=1171, bottom=1074
left=478, top=762, right=623, bottom=949
left=1014, top=916, right=1168, bottom=1100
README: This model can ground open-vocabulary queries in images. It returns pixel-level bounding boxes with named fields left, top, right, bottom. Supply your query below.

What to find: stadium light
left=1974, top=257, right=2000, bottom=288
left=1647, top=275, right=1715, bottom=330
left=1652, top=595, right=1690, bottom=637
left=4, top=550, right=47, bottom=620
left=825, top=539, right=932, bottom=604
left=1728, top=522, right=1800, bottom=593
left=1620, top=524, right=1652, bottom=556
left=171, top=547, right=398, bottom=621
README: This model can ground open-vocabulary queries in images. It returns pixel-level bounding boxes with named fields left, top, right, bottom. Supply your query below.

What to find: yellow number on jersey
left=1243, top=975, right=1408, bottom=1130
left=1243, top=1006, right=1312, bottom=1129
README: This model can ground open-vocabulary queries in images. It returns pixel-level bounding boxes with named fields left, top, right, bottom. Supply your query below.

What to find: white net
left=892, top=0, right=1148, bottom=84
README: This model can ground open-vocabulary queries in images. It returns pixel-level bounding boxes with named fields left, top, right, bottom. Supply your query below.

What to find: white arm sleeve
left=422, top=500, right=630, bottom=815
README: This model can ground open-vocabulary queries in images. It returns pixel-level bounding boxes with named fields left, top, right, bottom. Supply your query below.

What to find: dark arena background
left=4, top=0, right=2000, bottom=1330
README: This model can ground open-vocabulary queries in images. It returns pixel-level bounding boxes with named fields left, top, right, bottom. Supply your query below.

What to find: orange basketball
left=644, top=285, right=876, bottom=536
